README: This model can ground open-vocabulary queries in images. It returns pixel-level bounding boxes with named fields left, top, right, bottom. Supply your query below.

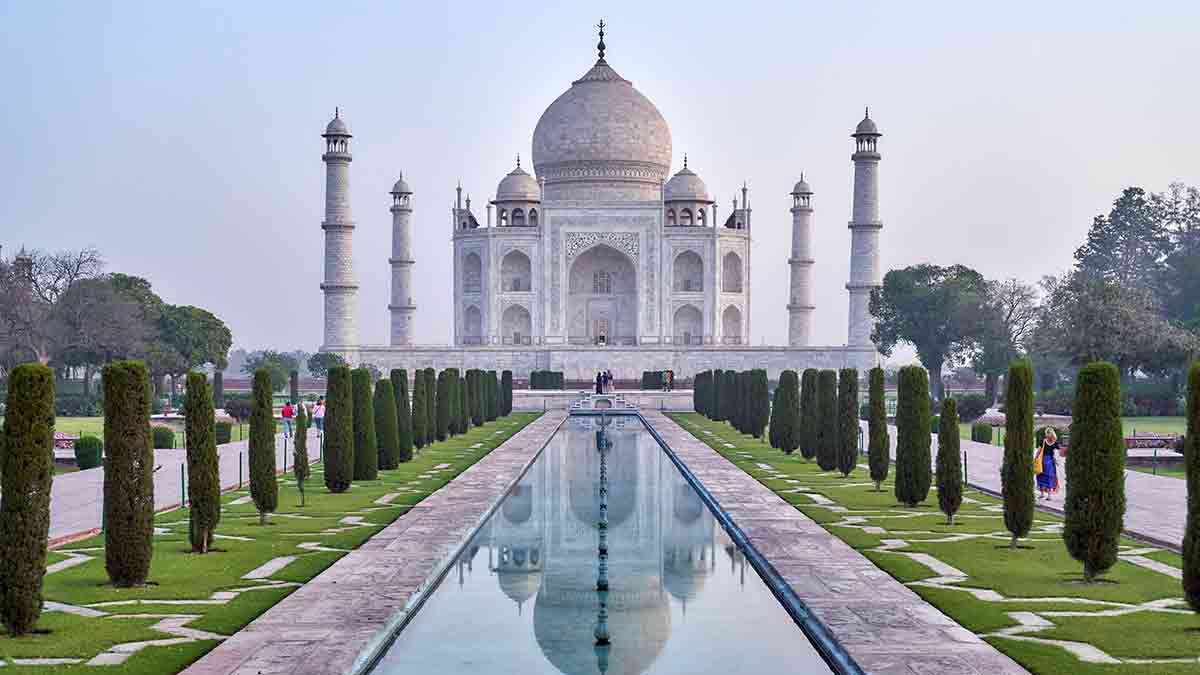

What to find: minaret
left=847, top=108, right=882, bottom=348
left=389, top=174, right=415, bottom=345
left=320, top=109, right=358, bottom=350
left=788, top=176, right=815, bottom=346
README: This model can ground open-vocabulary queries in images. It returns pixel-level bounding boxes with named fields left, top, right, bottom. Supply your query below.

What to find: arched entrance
left=567, top=244, right=637, bottom=345
left=502, top=305, right=532, bottom=344
left=463, top=305, right=482, bottom=345
left=722, top=305, right=742, bottom=345
left=673, top=304, right=702, bottom=345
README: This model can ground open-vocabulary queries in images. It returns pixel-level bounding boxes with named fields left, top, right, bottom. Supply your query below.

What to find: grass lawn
left=1130, top=465, right=1187, bottom=480
left=669, top=412, right=1198, bottom=675
left=0, top=413, right=539, bottom=673
left=49, top=416, right=254, bottom=445
left=958, top=416, right=1187, bottom=443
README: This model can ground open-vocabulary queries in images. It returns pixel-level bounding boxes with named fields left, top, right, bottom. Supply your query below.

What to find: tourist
left=595, top=372, right=603, bottom=395
left=665, top=369, right=673, bottom=392
left=313, top=397, right=326, bottom=435
left=1034, top=427, right=1060, bottom=500
left=281, top=401, right=296, bottom=439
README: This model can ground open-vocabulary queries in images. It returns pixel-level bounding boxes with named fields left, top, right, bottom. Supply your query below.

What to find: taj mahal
left=319, top=25, right=882, bottom=379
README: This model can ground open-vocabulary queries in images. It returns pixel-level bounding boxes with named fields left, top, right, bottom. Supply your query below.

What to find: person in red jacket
left=281, top=401, right=296, bottom=440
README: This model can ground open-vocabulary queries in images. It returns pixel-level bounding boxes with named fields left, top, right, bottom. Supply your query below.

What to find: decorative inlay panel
left=565, top=231, right=640, bottom=261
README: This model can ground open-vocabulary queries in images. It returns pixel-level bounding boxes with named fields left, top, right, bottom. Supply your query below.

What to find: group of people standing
left=594, top=370, right=614, bottom=394
left=279, top=398, right=326, bottom=439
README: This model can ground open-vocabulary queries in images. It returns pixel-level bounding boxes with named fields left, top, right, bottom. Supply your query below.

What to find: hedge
left=151, top=425, right=175, bottom=449
left=971, top=422, right=993, bottom=444
left=530, top=371, right=564, bottom=390
left=894, top=365, right=931, bottom=507
left=102, top=360, right=154, bottom=587
left=74, top=436, right=103, bottom=470
left=185, top=372, right=220, bottom=553
left=351, top=368, right=378, bottom=481
left=957, top=393, right=989, bottom=422
left=249, top=369, right=278, bottom=525
left=323, top=366, right=354, bottom=493
left=1002, top=359, right=1036, bottom=548
left=215, top=421, right=233, bottom=445
left=937, top=397, right=963, bottom=525
left=0, top=363, right=54, bottom=635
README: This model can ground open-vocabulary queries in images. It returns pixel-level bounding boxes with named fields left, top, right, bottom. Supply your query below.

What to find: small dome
left=496, top=163, right=541, bottom=202
left=854, top=109, right=880, bottom=136
left=791, top=176, right=812, bottom=195
left=664, top=165, right=710, bottom=203
left=391, top=173, right=411, bottom=194
left=324, top=111, right=350, bottom=136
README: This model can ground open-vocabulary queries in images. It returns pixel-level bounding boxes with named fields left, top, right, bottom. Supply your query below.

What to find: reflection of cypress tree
left=836, top=368, right=859, bottom=477
left=894, top=365, right=931, bottom=507
left=936, top=397, right=962, bottom=524
left=1064, top=362, right=1124, bottom=581
left=816, top=370, right=838, bottom=471
left=868, top=367, right=890, bottom=491
left=1002, top=359, right=1035, bottom=549
left=323, top=366, right=354, bottom=492
left=799, top=369, right=818, bottom=461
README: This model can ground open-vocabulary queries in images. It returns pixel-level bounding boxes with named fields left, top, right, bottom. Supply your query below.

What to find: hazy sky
left=3, top=1, right=1198, bottom=354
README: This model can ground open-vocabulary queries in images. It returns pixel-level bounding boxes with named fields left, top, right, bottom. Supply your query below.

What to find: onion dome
left=390, top=172, right=411, bottom=195
left=495, top=158, right=541, bottom=202
left=791, top=174, right=812, bottom=195
left=664, top=157, right=711, bottom=203
left=324, top=108, right=350, bottom=137
left=853, top=107, right=880, bottom=137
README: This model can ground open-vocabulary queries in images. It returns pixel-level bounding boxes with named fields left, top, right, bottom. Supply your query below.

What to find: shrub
left=486, top=371, right=500, bottom=423
left=1186, top=363, right=1200, bottom=610
left=868, top=367, right=890, bottom=491
left=224, top=395, right=252, bottom=424
left=102, top=360, right=154, bottom=587
left=711, top=369, right=725, bottom=421
left=411, top=370, right=428, bottom=450
left=859, top=402, right=870, bottom=420
left=213, top=371, right=224, bottom=410
left=956, top=393, right=989, bottom=422
left=151, top=425, right=174, bottom=449
left=837, top=368, right=859, bottom=477
left=1064, top=362, right=1125, bottom=582
left=799, top=369, right=818, bottom=461
left=930, top=415, right=940, bottom=434
left=530, top=370, right=564, bottom=390
left=56, top=393, right=101, bottom=416
left=894, top=365, right=932, bottom=507
left=185, top=372, right=220, bottom=553
left=747, top=370, right=770, bottom=439
left=215, top=421, right=233, bottom=445
left=0, top=363, right=54, bottom=635
left=351, top=368, right=378, bottom=481
left=324, top=366, right=354, bottom=492
left=293, top=402, right=309, bottom=506
left=374, top=378, right=400, bottom=471
left=1002, top=359, right=1035, bottom=548
left=816, top=370, right=838, bottom=471
left=391, top=369, right=413, bottom=462
left=937, top=397, right=963, bottom=525
left=1034, top=387, right=1074, bottom=416
left=470, top=370, right=484, bottom=427
left=721, top=370, right=737, bottom=427
left=501, top=370, right=513, bottom=416
left=971, top=422, right=993, bottom=444
left=446, top=369, right=461, bottom=436
left=74, top=435, right=103, bottom=470
left=435, top=370, right=451, bottom=442
left=249, top=369, right=278, bottom=525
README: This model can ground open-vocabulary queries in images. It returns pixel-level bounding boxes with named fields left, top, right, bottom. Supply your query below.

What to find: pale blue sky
left=2, top=1, right=1197, bottom=352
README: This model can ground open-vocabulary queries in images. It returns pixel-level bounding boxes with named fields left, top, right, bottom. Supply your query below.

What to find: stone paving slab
left=646, top=411, right=1027, bottom=675
left=180, top=411, right=566, bottom=675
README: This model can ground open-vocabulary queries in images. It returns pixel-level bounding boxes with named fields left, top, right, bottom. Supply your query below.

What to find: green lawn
left=958, top=416, right=1186, bottom=443
left=1130, top=465, right=1187, bottom=480
left=0, top=413, right=539, bottom=673
left=670, top=413, right=1198, bottom=675
left=50, top=417, right=254, bottom=446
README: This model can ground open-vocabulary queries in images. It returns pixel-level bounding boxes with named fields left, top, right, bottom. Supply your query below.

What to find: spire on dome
left=683, top=153, right=688, bottom=169
left=516, top=153, right=521, bottom=169
left=596, top=19, right=606, bottom=62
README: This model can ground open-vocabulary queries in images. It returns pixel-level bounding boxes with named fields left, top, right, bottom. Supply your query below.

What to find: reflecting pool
left=372, top=416, right=831, bottom=674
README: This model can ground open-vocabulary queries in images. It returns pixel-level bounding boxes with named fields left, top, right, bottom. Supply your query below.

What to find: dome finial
left=864, top=106, right=869, bottom=119
left=596, top=19, right=606, bottom=61
left=516, top=153, right=521, bottom=168
left=683, top=153, right=688, bottom=169
left=335, top=106, right=340, bottom=119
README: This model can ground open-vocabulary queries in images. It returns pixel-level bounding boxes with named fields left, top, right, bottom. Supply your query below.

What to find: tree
left=242, top=350, right=298, bottom=393
left=374, top=378, right=400, bottom=471
left=213, top=370, right=224, bottom=410
left=837, top=368, right=859, bottom=477
left=323, top=366, right=354, bottom=493
left=0, top=363, right=54, bottom=635
left=1186, top=362, right=1200, bottom=610
left=185, top=372, right=220, bottom=553
left=412, top=370, right=428, bottom=449
left=747, top=370, right=770, bottom=439
left=773, top=370, right=801, bottom=455
left=1064, top=362, right=1125, bottom=582
left=1075, top=187, right=1170, bottom=293
left=870, top=264, right=989, bottom=400
left=816, top=370, right=838, bottom=471
left=249, top=369, right=278, bottom=525
left=799, top=369, right=818, bottom=461
left=294, top=401, right=309, bottom=506
left=424, top=368, right=437, bottom=442
left=469, top=370, right=484, bottom=427
left=894, top=365, right=932, bottom=507
left=501, top=370, right=513, bottom=416
left=721, top=370, right=737, bottom=427
left=1002, top=359, right=1035, bottom=548
left=768, top=385, right=780, bottom=449
left=936, top=397, right=963, bottom=525
left=458, top=376, right=469, bottom=432
left=445, top=369, right=460, bottom=436
left=102, top=360, right=154, bottom=587
left=868, top=367, right=890, bottom=491
left=972, top=279, right=1039, bottom=403
left=711, top=369, right=725, bottom=421
left=351, top=368, right=378, bottom=481
left=391, top=369, right=413, bottom=462
left=289, top=370, right=300, bottom=404
left=435, top=370, right=452, bottom=441
left=307, top=352, right=348, bottom=379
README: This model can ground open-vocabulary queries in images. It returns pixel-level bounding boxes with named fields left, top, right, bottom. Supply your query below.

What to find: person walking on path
left=282, top=401, right=296, bottom=440
left=312, top=398, right=326, bottom=436
left=1035, top=427, right=1061, bottom=500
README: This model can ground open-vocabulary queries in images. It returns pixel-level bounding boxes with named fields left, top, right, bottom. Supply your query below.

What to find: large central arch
left=567, top=244, right=637, bottom=344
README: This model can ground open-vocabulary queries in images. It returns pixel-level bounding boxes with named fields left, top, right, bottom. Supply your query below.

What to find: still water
left=372, top=416, right=831, bottom=674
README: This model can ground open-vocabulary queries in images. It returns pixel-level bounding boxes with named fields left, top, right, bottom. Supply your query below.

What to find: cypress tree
left=249, top=369, right=278, bottom=525
left=768, top=385, right=780, bottom=448
left=103, top=360, right=154, bottom=587
left=459, top=376, right=470, bottom=430
left=374, top=378, right=400, bottom=470
left=323, top=366, right=354, bottom=493
left=816, top=370, right=838, bottom=471
left=1064, top=362, right=1125, bottom=581
left=1002, top=359, right=1036, bottom=548
left=774, top=370, right=801, bottom=455
left=424, top=368, right=436, bottom=445
left=213, top=370, right=224, bottom=410
left=837, top=368, right=859, bottom=477
left=185, top=372, right=220, bottom=553
left=411, top=371, right=428, bottom=450
left=470, top=370, right=484, bottom=427
left=1185, top=362, right=1200, bottom=610
left=867, top=367, right=890, bottom=491
left=487, top=371, right=500, bottom=422
left=393, top=369, right=413, bottom=462
left=294, top=402, right=309, bottom=506
left=501, top=370, right=513, bottom=417
left=289, top=370, right=300, bottom=407
left=351, top=368, right=378, bottom=481
left=435, top=370, right=451, bottom=441
left=894, top=365, right=932, bottom=507
left=697, top=371, right=708, bottom=417
left=799, top=369, right=819, bottom=461
left=0, top=363, right=54, bottom=635
left=712, top=369, right=725, bottom=421
left=937, top=397, right=963, bottom=524
left=446, top=369, right=460, bottom=436
left=748, top=370, right=769, bottom=438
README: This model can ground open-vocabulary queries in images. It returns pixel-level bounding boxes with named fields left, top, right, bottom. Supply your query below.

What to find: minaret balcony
left=322, top=151, right=353, bottom=162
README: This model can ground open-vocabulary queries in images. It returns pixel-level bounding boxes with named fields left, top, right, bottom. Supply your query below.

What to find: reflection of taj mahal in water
left=319, top=23, right=881, bottom=378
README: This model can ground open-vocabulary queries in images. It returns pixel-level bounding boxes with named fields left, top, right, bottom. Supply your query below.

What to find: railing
left=567, top=336, right=638, bottom=346
left=460, top=336, right=484, bottom=346
left=670, top=335, right=704, bottom=346
left=501, top=336, right=533, bottom=345
left=508, top=279, right=530, bottom=292
left=721, top=336, right=744, bottom=345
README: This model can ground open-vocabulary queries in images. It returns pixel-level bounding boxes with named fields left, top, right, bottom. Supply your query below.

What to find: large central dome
left=531, top=58, right=672, bottom=196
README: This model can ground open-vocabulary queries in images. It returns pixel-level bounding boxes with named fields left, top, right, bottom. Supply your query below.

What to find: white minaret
left=389, top=174, right=415, bottom=345
left=847, top=108, right=882, bottom=348
left=788, top=175, right=815, bottom=346
left=320, top=109, right=358, bottom=350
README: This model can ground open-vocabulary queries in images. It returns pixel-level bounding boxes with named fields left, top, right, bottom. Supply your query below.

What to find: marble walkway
left=49, top=429, right=319, bottom=544
left=647, top=411, right=1027, bottom=675
left=180, top=411, right=567, bottom=675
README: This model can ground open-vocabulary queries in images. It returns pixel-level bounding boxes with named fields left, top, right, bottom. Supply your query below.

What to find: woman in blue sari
left=1036, top=427, right=1060, bottom=500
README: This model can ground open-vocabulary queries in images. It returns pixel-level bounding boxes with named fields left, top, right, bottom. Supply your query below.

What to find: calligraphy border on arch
left=564, top=231, right=640, bottom=262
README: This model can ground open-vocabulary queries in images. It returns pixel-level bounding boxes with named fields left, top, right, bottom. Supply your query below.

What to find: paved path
left=49, top=429, right=319, bottom=544
left=181, top=411, right=567, bottom=675
left=652, top=411, right=1026, bottom=675
left=877, top=424, right=1186, bottom=552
